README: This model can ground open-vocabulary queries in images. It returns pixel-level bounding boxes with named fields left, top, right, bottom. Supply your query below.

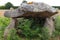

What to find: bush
left=17, top=18, right=50, bottom=40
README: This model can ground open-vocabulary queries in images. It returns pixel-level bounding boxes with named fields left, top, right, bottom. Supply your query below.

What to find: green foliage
left=53, top=6, right=60, bottom=9
left=52, top=16, right=60, bottom=37
left=41, top=27, right=50, bottom=40
left=22, top=0, right=27, bottom=3
left=5, top=2, right=13, bottom=9
left=0, top=6, right=18, bottom=9
left=1, top=17, right=60, bottom=40
left=13, top=6, right=18, bottom=9
left=0, top=6, right=5, bottom=9
left=6, top=29, right=21, bottom=40
left=55, top=16, right=60, bottom=31
left=0, top=17, right=10, bottom=40
left=17, top=18, right=50, bottom=40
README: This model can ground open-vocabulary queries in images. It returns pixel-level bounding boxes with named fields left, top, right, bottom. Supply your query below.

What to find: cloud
left=0, top=0, right=60, bottom=6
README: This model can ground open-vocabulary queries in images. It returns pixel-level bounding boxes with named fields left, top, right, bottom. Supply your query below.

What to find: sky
left=0, top=0, right=60, bottom=6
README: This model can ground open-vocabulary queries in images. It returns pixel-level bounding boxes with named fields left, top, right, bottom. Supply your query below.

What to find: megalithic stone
left=4, top=18, right=17, bottom=40
left=4, top=8, right=24, bottom=18
left=3, top=2, right=58, bottom=39
left=4, top=2, right=58, bottom=18
left=44, top=17, right=55, bottom=36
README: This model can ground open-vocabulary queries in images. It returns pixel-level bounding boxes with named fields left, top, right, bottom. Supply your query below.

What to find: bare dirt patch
left=0, top=10, right=4, bottom=17
left=0, top=10, right=9, bottom=17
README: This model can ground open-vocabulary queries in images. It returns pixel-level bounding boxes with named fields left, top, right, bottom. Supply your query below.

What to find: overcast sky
left=0, top=0, right=60, bottom=6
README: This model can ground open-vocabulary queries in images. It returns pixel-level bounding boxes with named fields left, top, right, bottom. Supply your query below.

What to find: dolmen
left=4, top=2, right=58, bottom=40
left=4, top=2, right=57, bottom=18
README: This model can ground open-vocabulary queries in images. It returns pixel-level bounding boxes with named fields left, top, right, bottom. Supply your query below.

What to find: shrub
left=17, top=18, right=50, bottom=40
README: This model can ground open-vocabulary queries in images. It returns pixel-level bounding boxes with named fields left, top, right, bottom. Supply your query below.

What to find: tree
left=5, top=2, right=13, bottom=9
left=22, top=0, right=27, bottom=3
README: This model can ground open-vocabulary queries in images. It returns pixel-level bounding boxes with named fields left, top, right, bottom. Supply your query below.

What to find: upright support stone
left=4, top=18, right=17, bottom=40
left=44, top=17, right=55, bottom=36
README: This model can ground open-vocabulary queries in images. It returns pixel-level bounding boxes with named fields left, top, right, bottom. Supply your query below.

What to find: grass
left=0, top=17, right=10, bottom=40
